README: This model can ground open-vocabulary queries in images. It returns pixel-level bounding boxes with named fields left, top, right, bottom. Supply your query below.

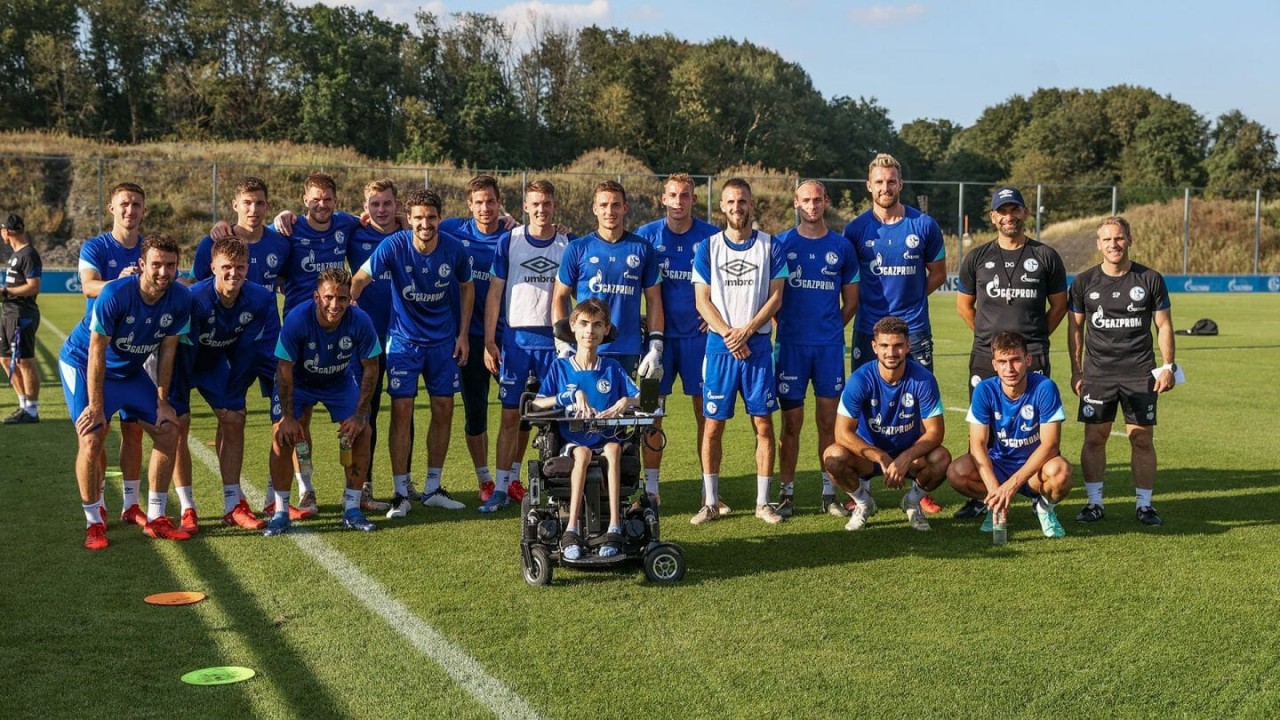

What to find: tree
left=83, top=0, right=164, bottom=142
left=1204, top=110, right=1280, bottom=193
left=899, top=117, right=960, bottom=178
left=0, top=0, right=80, bottom=130
left=948, top=95, right=1032, bottom=176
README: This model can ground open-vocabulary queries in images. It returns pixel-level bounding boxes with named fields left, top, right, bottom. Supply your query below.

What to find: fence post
left=1255, top=188, right=1263, bottom=275
left=424, top=168, right=430, bottom=188
left=957, top=182, right=965, bottom=263
left=1182, top=188, right=1191, bottom=274
left=211, top=161, right=218, bottom=227
left=706, top=175, right=713, bottom=222
left=793, top=176, right=801, bottom=227
left=97, top=158, right=104, bottom=234
left=1035, top=184, right=1042, bottom=239
left=522, top=170, right=529, bottom=222
left=1111, top=185, right=1118, bottom=216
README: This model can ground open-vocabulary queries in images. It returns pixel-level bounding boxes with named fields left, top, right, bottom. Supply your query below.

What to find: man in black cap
left=1, top=213, right=42, bottom=424
left=952, top=188, right=1067, bottom=518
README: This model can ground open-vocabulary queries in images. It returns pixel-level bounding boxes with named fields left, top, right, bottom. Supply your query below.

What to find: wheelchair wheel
left=643, top=544, right=686, bottom=583
left=523, top=545, right=553, bottom=586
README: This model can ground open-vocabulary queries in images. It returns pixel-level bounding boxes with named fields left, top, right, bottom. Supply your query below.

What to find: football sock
left=122, top=479, right=141, bottom=510
left=393, top=473, right=410, bottom=497
left=821, top=472, right=835, bottom=495
left=18, top=394, right=28, bottom=409
left=424, top=468, right=443, bottom=495
left=1136, top=488, right=1153, bottom=508
left=703, top=473, right=719, bottom=506
left=510, top=462, right=522, bottom=485
left=1037, top=497, right=1058, bottom=513
left=223, top=485, right=241, bottom=515
left=83, top=503, right=100, bottom=527
left=495, top=469, right=510, bottom=494
left=274, top=489, right=291, bottom=511
left=296, top=471, right=314, bottom=495
left=475, top=465, right=491, bottom=485
left=755, top=476, right=771, bottom=507
left=906, top=482, right=925, bottom=504
left=858, top=477, right=872, bottom=494
left=644, top=468, right=660, bottom=496
left=27, top=400, right=38, bottom=416
left=147, top=491, right=166, bottom=521
left=1085, top=481, right=1104, bottom=505
left=343, top=487, right=361, bottom=511
left=176, top=484, right=195, bottom=511
left=779, top=481, right=795, bottom=498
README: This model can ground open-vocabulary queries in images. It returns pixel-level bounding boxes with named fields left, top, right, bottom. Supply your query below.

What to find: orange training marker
left=144, top=591, right=207, bottom=606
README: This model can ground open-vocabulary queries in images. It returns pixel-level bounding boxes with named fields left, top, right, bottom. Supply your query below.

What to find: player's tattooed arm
left=354, top=357, right=378, bottom=421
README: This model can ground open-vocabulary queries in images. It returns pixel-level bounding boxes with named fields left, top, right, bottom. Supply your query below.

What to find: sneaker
left=1136, top=505, right=1163, bottom=526
left=716, top=498, right=732, bottom=515
left=3, top=408, right=27, bottom=424
left=386, top=494, right=412, bottom=519
left=143, top=516, right=192, bottom=541
left=845, top=504, right=870, bottom=531
left=404, top=479, right=422, bottom=501
left=774, top=494, right=794, bottom=518
left=340, top=508, right=377, bottom=532
left=507, top=479, right=527, bottom=503
left=901, top=494, right=930, bottom=531
left=954, top=497, right=987, bottom=519
left=120, top=504, right=148, bottom=528
left=222, top=499, right=266, bottom=530
left=360, top=485, right=390, bottom=513
left=262, top=512, right=292, bottom=537
left=823, top=494, right=851, bottom=517
left=980, top=509, right=993, bottom=533
left=690, top=504, right=721, bottom=525
left=179, top=508, right=200, bottom=535
left=755, top=503, right=785, bottom=525
left=562, top=542, right=582, bottom=560
left=478, top=490, right=509, bottom=513
left=479, top=480, right=495, bottom=502
left=297, top=490, right=320, bottom=518
left=263, top=502, right=312, bottom=521
left=1075, top=503, right=1106, bottom=522
left=1036, top=506, right=1066, bottom=538
left=3, top=408, right=38, bottom=424
left=421, top=488, right=465, bottom=510
left=846, top=494, right=879, bottom=517
left=919, top=494, right=942, bottom=514
left=84, top=523, right=109, bottom=550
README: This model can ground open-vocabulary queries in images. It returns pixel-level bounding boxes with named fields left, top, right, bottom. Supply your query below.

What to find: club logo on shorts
left=272, top=403, right=282, bottom=415
left=852, top=347, right=862, bottom=360
left=438, top=263, right=451, bottom=277
left=239, top=312, right=254, bottom=325
left=596, top=378, right=611, bottom=394
left=267, top=254, right=279, bottom=268
left=778, top=382, right=789, bottom=394
left=1129, top=286, right=1146, bottom=301
left=1083, top=405, right=1095, bottom=418
left=626, top=254, right=641, bottom=269
left=705, top=401, right=718, bottom=415
left=1024, top=258, right=1039, bottom=272
left=902, top=393, right=915, bottom=408
left=1020, top=404, right=1035, bottom=420
left=498, top=385, right=506, bottom=398
left=159, top=313, right=173, bottom=328
left=905, top=235, right=920, bottom=249
left=390, top=378, right=400, bottom=389
left=339, top=336, right=353, bottom=350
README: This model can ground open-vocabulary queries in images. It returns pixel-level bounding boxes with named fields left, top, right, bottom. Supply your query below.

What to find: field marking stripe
left=41, top=318, right=541, bottom=720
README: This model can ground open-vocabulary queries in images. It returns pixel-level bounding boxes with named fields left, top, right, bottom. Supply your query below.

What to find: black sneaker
left=1075, top=503, right=1106, bottom=522
left=774, top=494, right=794, bottom=518
left=2, top=409, right=38, bottom=424
left=1136, top=505, right=1163, bottom=526
left=953, top=497, right=986, bottom=519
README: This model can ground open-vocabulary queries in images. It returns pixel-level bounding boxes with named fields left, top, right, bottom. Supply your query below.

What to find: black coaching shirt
left=957, top=239, right=1066, bottom=355
left=2, top=244, right=41, bottom=317
left=1068, top=262, right=1170, bottom=380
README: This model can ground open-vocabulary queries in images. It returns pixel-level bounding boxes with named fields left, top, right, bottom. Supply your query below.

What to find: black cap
left=990, top=187, right=1026, bottom=211
left=0, top=213, right=23, bottom=231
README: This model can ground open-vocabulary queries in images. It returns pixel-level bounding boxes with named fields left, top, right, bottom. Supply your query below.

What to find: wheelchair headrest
left=553, top=317, right=619, bottom=345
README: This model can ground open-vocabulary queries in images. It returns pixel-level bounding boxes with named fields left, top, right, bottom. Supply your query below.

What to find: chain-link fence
left=2, top=154, right=1277, bottom=274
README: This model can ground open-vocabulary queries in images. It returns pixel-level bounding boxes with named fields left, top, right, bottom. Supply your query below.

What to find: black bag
left=1176, top=318, right=1218, bottom=336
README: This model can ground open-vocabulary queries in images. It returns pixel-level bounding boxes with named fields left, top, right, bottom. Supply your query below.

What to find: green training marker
left=180, top=666, right=256, bottom=685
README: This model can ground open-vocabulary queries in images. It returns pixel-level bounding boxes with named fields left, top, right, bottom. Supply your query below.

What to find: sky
left=306, top=0, right=1280, bottom=134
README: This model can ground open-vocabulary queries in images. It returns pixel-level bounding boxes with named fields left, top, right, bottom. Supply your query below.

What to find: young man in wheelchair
left=529, top=298, right=640, bottom=560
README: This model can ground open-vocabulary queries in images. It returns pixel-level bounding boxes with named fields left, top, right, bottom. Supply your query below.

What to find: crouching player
left=170, top=238, right=275, bottom=532
left=947, top=331, right=1073, bottom=538
left=264, top=268, right=382, bottom=536
left=822, top=316, right=950, bottom=531
left=531, top=299, right=639, bottom=561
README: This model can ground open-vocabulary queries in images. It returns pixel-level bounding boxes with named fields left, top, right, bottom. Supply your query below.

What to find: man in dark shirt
left=1, top=213, right=41, bottom=424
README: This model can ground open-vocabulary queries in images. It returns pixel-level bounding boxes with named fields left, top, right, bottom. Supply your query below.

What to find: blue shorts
left=270, top=377, right=360, bottom=423
left=170, top=358, right=252, bottom=416
left=386, top=336, right=460, bottom=398
left=991, top=455, right=1043, bottom=501
left=59, top=359, right=161, bottom=426
left=497, top=342, right=556, bottom=409
left=659, top=335, right=707, bottom=397
left=701, top=348, right=777, bottom=420
left=774, top=343, right=846, bottom=401
left=852, top=330, right=934, bottom=372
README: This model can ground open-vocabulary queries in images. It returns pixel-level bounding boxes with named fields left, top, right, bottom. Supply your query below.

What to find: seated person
left=531, top=298, right=639, bottom=560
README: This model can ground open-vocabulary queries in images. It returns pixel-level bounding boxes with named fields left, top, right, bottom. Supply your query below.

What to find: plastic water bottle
left=992, top=508, right=1008, bottom=545
left=296, top=440, right=314, bottom=477
left=338, top=434, right=353, bottom=468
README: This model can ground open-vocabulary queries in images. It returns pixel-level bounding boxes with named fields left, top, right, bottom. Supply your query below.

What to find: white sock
left=25, top=400, right=37, bottom=416
left=223, top=485, right=241, bottom=515
left=853, top=487, right=873, bottom=509
left=1085, top=481, right=1104, bottom=505
left=702, top=473, right=719, bottom=506
left=394, top=473, right=410, bottom=497
left=425, top=468, right=442, bottom=494
left=821, top=472, right=834, bottom=495
left=147, top=491, right=166, bottom=521
left=273, top=489, right=291, bottom=511
left=1136, top=488, right=1153, bottom=508
left=343, top=487, right=361, bottom=511
left=18, top=394, right=29, bottom=409
left=475, top=466, right=492, bottom=485
left=122, top=479, right=141, bottom=510
left=906, top=482, right=924, bottom=504
left=83, top=503, right=100, bottom=527
left=510, top=462, right=522, bottom=485
left=756, top=475, right=771, bottom=506
left=644, top=468, right=660, bottom=496
left=96, top=497, right=107, bottom=515
left=176, top=485, right=195, bottom=512
left=495, top=469, right=510, bottom=494
left=296, top=471, right=314, bottom=495
left=779, top=481, right=794, bottom=498
left=1036, top=496, right=1058, bottom=514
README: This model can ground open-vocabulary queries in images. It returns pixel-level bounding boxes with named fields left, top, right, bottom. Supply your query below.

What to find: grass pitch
left=1, top=293, right=1278, bottom=719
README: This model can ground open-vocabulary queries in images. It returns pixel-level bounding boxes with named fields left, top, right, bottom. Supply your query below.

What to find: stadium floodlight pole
left=1183, top=188, right=1191, bottom=274
left=1255, top=189, right=1262, bottom=275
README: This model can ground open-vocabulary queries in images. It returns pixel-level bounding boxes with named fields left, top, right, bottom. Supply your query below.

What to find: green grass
left=2, top=293, right=1279, bottom=719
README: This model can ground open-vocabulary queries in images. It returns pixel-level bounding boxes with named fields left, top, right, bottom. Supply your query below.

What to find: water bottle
left=992, top=507, right=1008, bottom=545
left=338, top=433, right=353, bottom=468
left=296, top=440, right=314, bottom=477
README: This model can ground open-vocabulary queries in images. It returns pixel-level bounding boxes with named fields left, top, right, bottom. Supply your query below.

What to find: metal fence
left=1, top=154, right=1276, bottom=275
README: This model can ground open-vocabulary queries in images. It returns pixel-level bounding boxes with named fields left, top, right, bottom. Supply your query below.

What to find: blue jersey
left=557, top=232, right=661, bottom=356
left=60, top=275, right=193, bottom=380
left=776, top=228, right=860, bottom=346
left=842, top=206, right=945, bottom=335
left=966, top=373, right=1066, bottom=466
left=191, top=228, right=290, bottom=294
left=838, top=359, right=943, bottom=456
left=360, top=231, right=473, bottom=346
left=183, top=278, right=274, bottom=378
left=538, top=356, right=639, bottom=448
left=276, top=301, right=381, bottom=390
left=635, top=217, right=719, bottom=340
left=347, top=224, right=398, bottom=340
left=78, top=232, right=143, bottom=314
left=441, top=217, right=504, bottom=340
left=280, top=211, right=360, bottom=316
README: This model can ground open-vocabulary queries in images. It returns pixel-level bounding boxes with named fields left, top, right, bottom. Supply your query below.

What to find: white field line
left=43, top=318, right=542, bottom=720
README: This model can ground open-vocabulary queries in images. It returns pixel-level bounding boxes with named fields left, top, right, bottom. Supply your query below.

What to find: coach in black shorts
left=1067, top=216, right=1176, bottom=526
left=1, top=213, right=42, bottom=424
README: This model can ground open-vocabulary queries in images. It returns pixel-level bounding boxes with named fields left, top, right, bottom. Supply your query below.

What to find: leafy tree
left=0, top=0, right=80, bottom=130
left=1204, top=110, right=1280, bottom=193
